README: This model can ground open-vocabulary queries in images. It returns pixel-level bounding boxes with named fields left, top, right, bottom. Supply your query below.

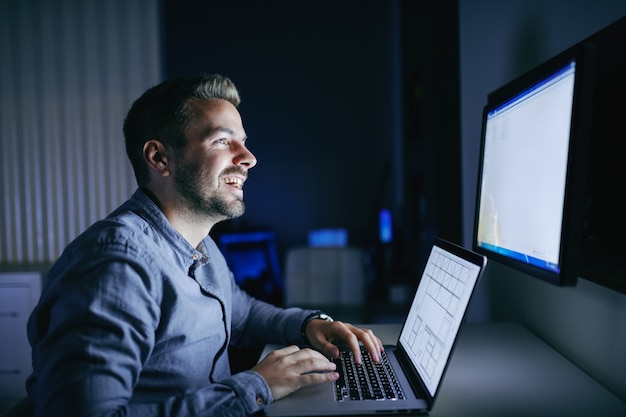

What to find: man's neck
left=163, top=205, right=221, bottom=249
left=141, top=186, right=217, bottom=249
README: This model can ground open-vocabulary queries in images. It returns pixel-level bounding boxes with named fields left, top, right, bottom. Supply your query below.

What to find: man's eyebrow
left=206, top=126, right=234, bottom=136
left=202, top=126, right=247, bottom=142
left=198, top=126, right=232, bottom=138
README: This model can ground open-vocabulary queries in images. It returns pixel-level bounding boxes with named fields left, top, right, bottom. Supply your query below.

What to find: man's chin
left=219, top=202, right=246, bottom=220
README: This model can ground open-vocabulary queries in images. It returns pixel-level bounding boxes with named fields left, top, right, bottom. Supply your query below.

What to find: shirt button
left=192, top=254, right=199, bottom=260
left=256, top=394, right=264, bottom=406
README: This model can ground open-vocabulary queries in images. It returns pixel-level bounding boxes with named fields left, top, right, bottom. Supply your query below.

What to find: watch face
left=320, top=313, right=333, bottom=322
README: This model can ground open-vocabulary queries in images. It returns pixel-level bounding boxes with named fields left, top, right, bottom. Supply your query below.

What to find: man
left=25, top=74, right=383, bottom=416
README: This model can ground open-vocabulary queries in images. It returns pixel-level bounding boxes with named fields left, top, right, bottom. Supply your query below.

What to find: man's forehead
left=186, top=99, right=245, bottom=138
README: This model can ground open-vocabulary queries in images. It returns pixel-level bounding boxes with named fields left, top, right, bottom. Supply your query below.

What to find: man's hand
left=305, top=320, right=384, bottom=365
left=252, top=345, right=339, bottom=401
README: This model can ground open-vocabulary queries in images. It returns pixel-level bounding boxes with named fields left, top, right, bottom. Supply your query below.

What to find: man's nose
left=234, top=144, right=257, bottom=168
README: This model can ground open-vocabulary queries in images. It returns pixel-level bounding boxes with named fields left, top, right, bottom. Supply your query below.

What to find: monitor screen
left=473, top=48, right=590, bottom=286
left=217, top=230, right=284, bottom=305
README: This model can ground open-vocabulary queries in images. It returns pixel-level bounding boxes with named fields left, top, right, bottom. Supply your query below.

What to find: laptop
left=264, top=238, right=487, bottom=416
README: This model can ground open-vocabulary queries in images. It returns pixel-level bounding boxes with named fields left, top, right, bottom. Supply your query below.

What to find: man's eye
left=216, top=138, right=228, bottom=145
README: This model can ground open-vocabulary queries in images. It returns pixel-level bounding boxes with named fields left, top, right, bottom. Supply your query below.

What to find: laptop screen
left=398, top=241, right=484, bottom=397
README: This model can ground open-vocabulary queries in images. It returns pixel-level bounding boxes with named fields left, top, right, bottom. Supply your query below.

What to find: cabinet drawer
left=0, top=272, right=41, bottom=399
left=0, top=341, right=31, bottom=397
left=0, top=286, right=33, bottom=343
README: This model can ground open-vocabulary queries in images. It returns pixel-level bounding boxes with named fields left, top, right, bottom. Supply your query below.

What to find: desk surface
left=266, top=322, right=626, bottom=417
left=369, top=321, right=626, bottom=417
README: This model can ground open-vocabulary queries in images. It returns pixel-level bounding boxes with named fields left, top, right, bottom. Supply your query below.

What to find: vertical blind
left=0, top=0, right=162, bottom=265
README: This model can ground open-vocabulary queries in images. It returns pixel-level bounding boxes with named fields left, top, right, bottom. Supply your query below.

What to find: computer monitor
left=473, top=44, right=595, bottom=286
left=217, top=230, right=284, bottom=305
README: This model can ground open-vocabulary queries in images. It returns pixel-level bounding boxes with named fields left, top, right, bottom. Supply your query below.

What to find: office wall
left=0, top=0, right=162, bottom=266
left=458, top=0, right=626, bottom=401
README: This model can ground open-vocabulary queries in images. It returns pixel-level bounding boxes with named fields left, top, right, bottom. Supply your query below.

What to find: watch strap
left=300, top=311, right=334, bottom=345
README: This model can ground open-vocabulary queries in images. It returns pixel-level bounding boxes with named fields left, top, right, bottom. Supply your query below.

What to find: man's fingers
left=357, top=327, right=385, bottom=359
left=275, top=346, right=335, bottom=374
left=300, top=369, right=340, bottom=384
left=305, top=320, right=386, bottom=365
left=342, top=325, right=384, bottom=364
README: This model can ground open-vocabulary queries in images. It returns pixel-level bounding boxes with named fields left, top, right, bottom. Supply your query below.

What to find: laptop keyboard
left=333, top=349, right=405, bottom=401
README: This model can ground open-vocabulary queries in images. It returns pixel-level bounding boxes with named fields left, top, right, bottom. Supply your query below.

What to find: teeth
left=223, top=177, right=243, bottom=189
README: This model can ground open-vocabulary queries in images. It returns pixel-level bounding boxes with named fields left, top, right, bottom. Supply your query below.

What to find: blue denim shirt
left=26, top=189, right=314, bottom=417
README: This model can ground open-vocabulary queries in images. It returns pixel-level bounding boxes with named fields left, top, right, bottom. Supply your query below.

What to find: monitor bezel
left=472, top=43, right=597, bottom=287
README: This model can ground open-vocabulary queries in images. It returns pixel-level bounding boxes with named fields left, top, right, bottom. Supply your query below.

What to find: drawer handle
left=0, top=369, right=21, bottom=375
left=0, top=312, right=19, bottom=318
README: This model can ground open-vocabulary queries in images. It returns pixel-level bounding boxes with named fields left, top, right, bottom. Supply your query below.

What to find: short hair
left=123, top=73, right=241, bottom=186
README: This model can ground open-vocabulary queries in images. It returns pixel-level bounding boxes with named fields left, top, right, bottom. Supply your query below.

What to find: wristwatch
left=301, top=311, right=334, bottom=345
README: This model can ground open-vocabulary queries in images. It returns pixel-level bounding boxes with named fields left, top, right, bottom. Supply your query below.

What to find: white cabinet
left=0, top=272, right=41, bottom=401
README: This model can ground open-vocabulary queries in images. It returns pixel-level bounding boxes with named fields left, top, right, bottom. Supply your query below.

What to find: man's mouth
left=222, top=176, right=244, bottom=189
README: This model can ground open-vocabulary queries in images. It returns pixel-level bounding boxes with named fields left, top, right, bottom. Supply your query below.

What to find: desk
left=264, top=322, right=626, bottom=416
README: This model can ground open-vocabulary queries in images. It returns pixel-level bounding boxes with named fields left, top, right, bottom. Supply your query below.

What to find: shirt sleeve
left=126, top=370, right=273, bottom=416
left=229, top=280, right=315, bottom=350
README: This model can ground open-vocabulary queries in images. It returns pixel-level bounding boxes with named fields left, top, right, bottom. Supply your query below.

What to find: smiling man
left=24, top=74, right=383, bottom=417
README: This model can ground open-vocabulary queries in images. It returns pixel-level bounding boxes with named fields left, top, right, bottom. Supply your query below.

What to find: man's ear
left=143, top=140, right=171, bottom=177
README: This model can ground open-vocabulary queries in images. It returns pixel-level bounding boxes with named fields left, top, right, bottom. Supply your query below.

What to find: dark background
left=162, top=0, right=461, bottom=294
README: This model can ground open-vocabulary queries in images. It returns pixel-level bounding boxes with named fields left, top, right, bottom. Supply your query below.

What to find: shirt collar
left=124, top=188, right=209, bottom=271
